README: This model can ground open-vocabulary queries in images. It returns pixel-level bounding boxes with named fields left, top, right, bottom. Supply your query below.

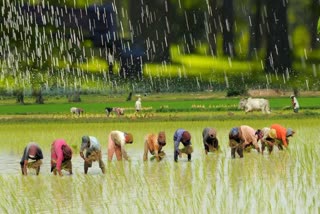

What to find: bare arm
left=143, top=140, right=149, bottom=161
left=21, top=147, right=28, bottom=175
left=121, top=144, right=129, bottom=160
left=282, top=135, right=288, bottom=147
left=154, top=143, right=160, bottom=161
left=23, top=160, right=28, bottom=175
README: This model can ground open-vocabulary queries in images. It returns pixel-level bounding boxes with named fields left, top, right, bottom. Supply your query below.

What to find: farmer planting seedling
left=259, top=127, right=277, bottom=154
left=143, top=131, right=166, bottom=161
left=270, top=124, right=295, bottom=149
left=173, top=128, right=193, bottom=162
left=229, top=125, right=261, bottom=158
left=80, top=136, right=105, bottom=174
left=202, top=127, right=219, bottom=154
left=107, top=131, right=133, bottom=161
left=51, top=139, right=73, bottom=176
left=20, top=143, right=43, bottom=176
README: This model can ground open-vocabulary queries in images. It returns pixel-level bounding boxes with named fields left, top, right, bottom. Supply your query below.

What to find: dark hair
left=182, top=131, right=191, bottom=142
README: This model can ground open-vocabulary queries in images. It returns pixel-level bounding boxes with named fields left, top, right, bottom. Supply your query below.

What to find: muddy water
left=0, top=148, right=208, bottom=175
left=0, top=120, right=319, bottom=212
left=0, top=148, right=228, bottom=213
left=0, top=147, right=319, bottom=213
left=1, top=147, right=223, bottom=187
left=0, top=141, right=263, bottom=175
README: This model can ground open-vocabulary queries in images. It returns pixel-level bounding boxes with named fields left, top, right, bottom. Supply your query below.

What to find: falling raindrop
left=312, top=64, right=317, bottom=77
left=196, top=76, right=200, bottom=89
left=228, top=57, right=232, bottom=67
left=282, top=73, right=286, bottom=84
left=304, top=48, right=308, bottom=60
left=224, top=71, right=229, bottom=88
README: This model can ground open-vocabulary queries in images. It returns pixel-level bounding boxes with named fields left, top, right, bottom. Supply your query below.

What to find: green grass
left=0, top=93, right=320, bottom=115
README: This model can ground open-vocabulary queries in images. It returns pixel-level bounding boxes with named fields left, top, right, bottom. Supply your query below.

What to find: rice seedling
left=0, top=118, right=319, bottom=213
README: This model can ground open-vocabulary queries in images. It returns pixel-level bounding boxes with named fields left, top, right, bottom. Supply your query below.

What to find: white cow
left=238, top=97, right=270, bottom=114
left=70, top=107, right=84, bottom=116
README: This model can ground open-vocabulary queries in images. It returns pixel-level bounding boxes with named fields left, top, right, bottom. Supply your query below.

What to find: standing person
left=107, top=131, right=133, bottom=161
left=260, top=127, right=277, bottom=154
left=143, top=131, right=166, bottom=161
left=290, top=95, right=299, bottom=113
left=20, top=143, right=43, bottom=176
left=202, top=127, right=219, bottom=155
left=228, top=125, right=261, bottom=159
left=173, top=129, right=193, bottom=162
left=51, top=139, right=73, bottom=176
left=80, top=136, right=105, bottom=174
left=270, top=124, right=295, bottom=149
left=135, top=97, right=142, bottom=112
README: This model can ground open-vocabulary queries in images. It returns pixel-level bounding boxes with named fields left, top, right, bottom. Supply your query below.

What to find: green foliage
left=78, top=58, right=108, bottom=73
left=82, top=40, right=94, bottom=48
left=292, top=26, right=311, bottom=56
left=42, top=0, right=101, bottom=8
left=226, top=86, right=248, bottom=97
left=234, top=28, right=250, bottom=58
left=1, top=0, right=320, bottom=96
left=169, top=0, right=203, bottom=10
left=12, top=88, right=25, bottom=104
left=67, top=92, right=81, bottom=102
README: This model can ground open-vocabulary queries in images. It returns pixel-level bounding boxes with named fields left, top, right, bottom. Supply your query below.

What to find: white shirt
left=135, top=98, right=142, bottom=111
left=293, top=97, right=299, bottom=109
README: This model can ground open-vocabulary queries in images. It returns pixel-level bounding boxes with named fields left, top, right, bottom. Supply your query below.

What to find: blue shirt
left=80, top=136, right=101, bottom=153
left=173, top=128, right=187, bottom=153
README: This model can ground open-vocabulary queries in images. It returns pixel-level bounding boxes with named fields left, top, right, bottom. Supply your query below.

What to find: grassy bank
left=1, top=92, right=320, bottom=116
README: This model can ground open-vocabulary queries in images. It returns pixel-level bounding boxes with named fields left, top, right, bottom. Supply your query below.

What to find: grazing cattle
left=70, top=107, right=84, bottom=116
left=105, top=107, right=124, bottom=117
left=238, top=97, right=270, bottom=114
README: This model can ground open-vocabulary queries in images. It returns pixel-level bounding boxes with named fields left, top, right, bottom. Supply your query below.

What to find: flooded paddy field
left=0, top=119, right=319, bottom=213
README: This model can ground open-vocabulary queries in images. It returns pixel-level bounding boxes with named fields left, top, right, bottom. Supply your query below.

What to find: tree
left=182, top=9, right=206, bottom=54
left=13, top=88, right=25, bottom=105
left=264, top=0, right=292, bottom=74
left=247, top=0, right=263, bottom=59
left=221, top=0, right=236, bottom=57
left=30, top=70, right=45, bottom=104
left=128, top=0, right=174, bottom=63
left=206, top=0, right=219, bottom=56
left=310, top=0, right=320, bottom=48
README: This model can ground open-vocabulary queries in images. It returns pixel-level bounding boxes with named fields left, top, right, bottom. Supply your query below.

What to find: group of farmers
left=20, top=124, right=295, bottom=176
left=228, top=123, right=295, bottom=158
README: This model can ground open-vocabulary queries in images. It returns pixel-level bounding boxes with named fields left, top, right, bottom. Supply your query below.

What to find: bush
left=68, top=92, right=81, bottom=102
left=226, top=86, right=247, bottom=97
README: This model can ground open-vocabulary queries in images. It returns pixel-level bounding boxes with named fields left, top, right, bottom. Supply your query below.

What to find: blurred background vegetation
left=0, top=0, right=319, bottom=103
